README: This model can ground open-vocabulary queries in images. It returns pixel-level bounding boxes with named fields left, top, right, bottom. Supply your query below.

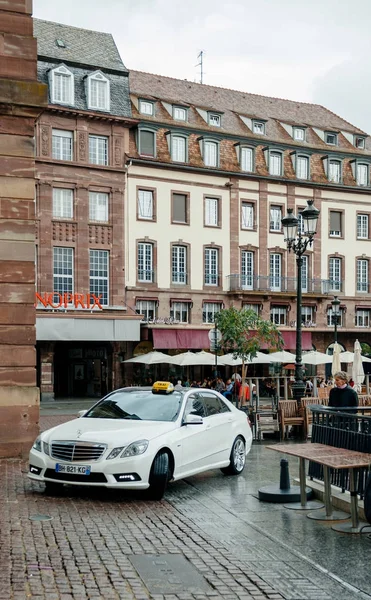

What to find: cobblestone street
left=1, top=408, right=370, bottom=600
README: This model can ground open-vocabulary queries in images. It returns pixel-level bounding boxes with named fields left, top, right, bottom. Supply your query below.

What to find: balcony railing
left=227, top=274, right=342, bottom=294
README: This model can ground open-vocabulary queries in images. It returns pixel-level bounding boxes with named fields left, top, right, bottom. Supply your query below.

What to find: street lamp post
left=282, top=200, right=320, bottom=405
left=331, top=296, right=340, bottom=344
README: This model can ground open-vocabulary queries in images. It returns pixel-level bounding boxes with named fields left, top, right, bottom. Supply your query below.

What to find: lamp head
left=301, top=199, right=320, bottom=236
left=281, top=208, right=298, bottom=245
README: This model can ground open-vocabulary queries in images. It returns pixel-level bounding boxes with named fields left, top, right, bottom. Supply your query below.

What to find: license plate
left=56, top=464, right=91, bottom=475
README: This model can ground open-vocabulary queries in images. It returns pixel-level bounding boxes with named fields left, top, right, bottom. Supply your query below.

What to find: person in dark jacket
left=328, top=371, right=358, bottom=413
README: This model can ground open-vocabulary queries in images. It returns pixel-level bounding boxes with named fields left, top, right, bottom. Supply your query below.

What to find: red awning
left=152, top=329, right=210, bottom=350
left=260, top=331, right=312, bottom=350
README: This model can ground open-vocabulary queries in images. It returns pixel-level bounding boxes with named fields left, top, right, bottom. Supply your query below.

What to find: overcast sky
left=33, top=0, right=371, bottom=133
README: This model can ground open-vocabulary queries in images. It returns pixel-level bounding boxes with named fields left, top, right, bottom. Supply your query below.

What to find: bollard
left=279, top=458, right=290, bottom=490
left=258, top=457, right=313, bottom=503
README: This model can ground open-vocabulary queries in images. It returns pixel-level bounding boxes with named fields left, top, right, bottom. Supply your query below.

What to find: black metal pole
left=214, top=320, right=218, bottom=379
left=291, top=250, right=306, bottom=406
left=334, top=314, right=338, bottom=344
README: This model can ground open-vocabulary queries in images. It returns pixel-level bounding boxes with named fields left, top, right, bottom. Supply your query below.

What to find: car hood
left=42, top=418, right=177, bottom=446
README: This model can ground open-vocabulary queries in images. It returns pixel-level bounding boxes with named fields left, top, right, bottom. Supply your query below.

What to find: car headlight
left=106, top=447, right=125, bottom=460
left=32, top=437, right=42, bottom=452
left=43, top=442, right=50, bottom=456
left=121, top=440, right=148, bottom=458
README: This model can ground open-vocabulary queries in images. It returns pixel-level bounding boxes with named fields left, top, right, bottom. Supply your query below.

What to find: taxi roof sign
left=152, top=381, right=174, bottom=394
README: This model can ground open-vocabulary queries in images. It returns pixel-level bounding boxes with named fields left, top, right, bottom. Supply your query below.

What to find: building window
left=270, top=205, right=282, bottom=231
left=328, top=159, right=341, bottom=183
left=53, top=188, right=73, bottom=219
left=329, top=210, right=342, bottom=237
left=357, top=214, right=369, bottom=239
left=137, top=189, right=154, bottom=220
left=301, top=305, right=315, bottom=325
left=205, top=197, right=219, bottom=227
left=170, top=301, right=189, bottom=323
left=241, top=202, right=254, bottom=229
left=53, top=247, right=73, bottom=301
left=172, top=245, right=187, bottom=284
left=203, top=302, right=222, bottom=323
left=241, top=250, right=254, bottom=290
left=356, top=163, right=369, bottom=186
left=293, top=127, right=305, bottom=141
left=355, top=136, right=366, bottom=149
left=253, top=121, right=265, bottom=134
left=89, top=135, right=108, bottom=165
left=87, top=72, right=110, bottom=111
left=135, top=300, right=157, bottom=322
left=89, top=249, right=109, bottom=306
left=327, top=307, right=344, bottom=327
left=270, top=306, right=287, bottom=325
left=139, top=130, right=155, bottom=157
left=355, top=309, right=370, bottom=327
left=329, top=257, right=342, bottom=292
left=203, top=140, right=218, bottom=167
left=357, top=259, right=369, bottom=293
left=139, top=100, right=154, bottom=115
left=50, top=65, right=74, bottom=105
left=172, top=193, right=188, bottom=224
left=296, top=155, right=309, bottom=180
left=243, top=304, right=260, bottom=315
left=240, top=147, right=253, bottom=172
left=173, top=106, right=187, bottom=121
left=171, top=135, right=187, bottom=162
left=301, top=255, right=308, bottom=292
left=89, top=192, right=108, bottom=222
left=269, top=151, right=282, bottom=176
left=208, top=113, right=221, bottom=127
left=270, top=253, right=282, bottom=291
left=138, top=242, right=153, bottom=282
left=52, top=129, right=73, bottom=161
left=325, top=132, right=338, bottom=145
left=204, top=247, right=219, bottom=286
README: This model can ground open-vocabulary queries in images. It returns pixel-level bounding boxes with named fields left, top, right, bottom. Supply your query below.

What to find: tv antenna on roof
left=195, top=50, right=205, bottom=84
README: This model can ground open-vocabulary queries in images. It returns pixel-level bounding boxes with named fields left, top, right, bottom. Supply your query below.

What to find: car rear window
left=84, top=390, right=183, bottom=422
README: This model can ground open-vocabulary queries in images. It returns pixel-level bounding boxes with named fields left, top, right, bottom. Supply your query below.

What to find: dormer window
left=87, top=72, right=110, bottom=111
left=293, top=127, right=305, bottom=141
left=325, top=132, right=338, bottom=145
left=208, top=113, right=221, bottom=127
left=252, top=120, right=265, bottom=135
left=50, top=65, right=74, bottom=105
left=173, top=106, right=187, bottom=121
left=355, top=136, right=366, bottom=149
left=139, top=100, right=154, bottom=116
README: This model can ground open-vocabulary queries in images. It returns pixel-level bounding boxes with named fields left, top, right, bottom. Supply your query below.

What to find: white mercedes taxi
left=28, top=382, right=252, bottom=500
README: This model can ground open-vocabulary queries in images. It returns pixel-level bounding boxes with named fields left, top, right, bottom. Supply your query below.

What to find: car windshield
left=83, top=390, right=183, bottom=422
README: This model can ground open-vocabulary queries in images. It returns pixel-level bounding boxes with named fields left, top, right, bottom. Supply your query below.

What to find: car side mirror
left=183, top=413, right=203, bottom=425
left=78, top=410, right=87, bottom=418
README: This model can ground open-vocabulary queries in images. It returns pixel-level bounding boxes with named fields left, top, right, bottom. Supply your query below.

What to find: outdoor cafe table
left=267, top=443, right=371, bottom=534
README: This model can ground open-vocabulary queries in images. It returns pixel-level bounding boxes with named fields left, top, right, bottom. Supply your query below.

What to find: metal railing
left=227, top=274, right=342, bottom=294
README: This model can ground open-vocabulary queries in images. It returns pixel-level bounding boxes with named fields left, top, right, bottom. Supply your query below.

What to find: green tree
left=215, top=307, right=283, bottom=382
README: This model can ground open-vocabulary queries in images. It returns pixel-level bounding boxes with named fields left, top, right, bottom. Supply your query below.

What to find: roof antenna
left=195, top=50, right=204, bottom=84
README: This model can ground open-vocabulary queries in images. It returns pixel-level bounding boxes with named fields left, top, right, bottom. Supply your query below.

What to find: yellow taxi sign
left=152, top=381, right=174, bottom=394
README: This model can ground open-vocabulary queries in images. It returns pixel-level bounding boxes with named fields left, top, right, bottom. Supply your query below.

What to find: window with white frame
left=204, top=247, right=219, bottom=285
left=89, top=192, right=108, bottom=222
left=356, top=163, right=369, bottom=186
left=171, top=135, right=186, bottom=162
left=208, top=113, right=221, bottom=127
left=205, top=197, right=219, bottom=226
left=53, top=247, right=73, bottom=302
left=269, top=151, right=282, bottom=176
left=328, top=160, right=341, bottom=183
left=355, top=136, right=366, bottom=149
left=253, top=121, right=265, bottom=134
left=52, top=129, right=73, bottom=161
left=202, top=302, right=222, bottom=323
left=138, top=242, right=153, bottom=282
left=139, top=100, right=154, bottom=115
left=241, top=250, right=254, bottom=290
left=243, top=304, right=260, bottom=315
left=301, top=255, right=308, bottom=292
left=172, top=245, right=187, bottom=284
left=270, top=253, right=282, bottom=291
left=293, top=127, right=305, bottom=141
left=87, top=72, right=110, bottom=111
left=329, top=257, right=342, bottom=292
left=241, top=202, right=254, bottom=229
left=329, top=210, right=342, bottom=237
left=301, top=305, right=315, bottom=325
left=53, top=188, right=73, bottom=219
left=296, top=155, right=309, bottom=180
left=170, top=301, right=189, bottom=323
left=203, top=140, right=218, bottom=167
left=50, top=65, right=74, bottom=105
left=173, top=106, right=187, bottom=121
left=270, top=306, right=287, bottom=325
left=355, top=309, right=370, bottom=327
left=89, top=249, right=109, bottom=306
left=139, top=130, right=155, bottom=157
left=137, top=189, right=154, bottom=220
left=89, top=135, right=108, bottom=165
left=135, top=300, right=157, bottom=322
left=357, top=214, right=369, bottom=239
left=240, top=147, right=253, bottom=172
left=325, top=132, right=338, bottom=145
left=357, top=259, right=369, bottom=293
left=327, top=307, right=344, bottom=327
left=270, top=205, right=282, bottom=231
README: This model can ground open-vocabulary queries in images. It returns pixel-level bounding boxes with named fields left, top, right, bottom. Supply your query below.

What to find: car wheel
left=147, top=451, right=170, bottom=500
left=44, top=481, right=63, bottom=495
left=221, top=436, right=246, bottom=476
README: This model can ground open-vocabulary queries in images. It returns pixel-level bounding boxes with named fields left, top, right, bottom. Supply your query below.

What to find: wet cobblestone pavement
left=0, top=409, right=370, bottom=599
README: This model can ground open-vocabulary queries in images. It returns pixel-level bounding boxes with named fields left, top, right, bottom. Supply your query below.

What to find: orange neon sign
left=35, top=292, right=103, bottom=310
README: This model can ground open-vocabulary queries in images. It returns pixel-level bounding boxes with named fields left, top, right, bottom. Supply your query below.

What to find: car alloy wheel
left=221, top=436, right=246, bottom=475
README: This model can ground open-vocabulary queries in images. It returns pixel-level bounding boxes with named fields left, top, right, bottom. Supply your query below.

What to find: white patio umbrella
left=331, top=342, right=342, bottom=376
left=339, top=351, right=371, bottom=363
left=220, top=352, right=270, bottom=366
left=302, top=351, right=333, bottom=366
left=352, top=340, right=365, bottom=391
left=219, top=353, right=243, bottom=366
left=171, top=351, right=216, bottom=366
left=123, top=351, right=176, bottom=365
left=267, top=350, right=297, bottom=363
left=193, top=350, right=222, bottom=366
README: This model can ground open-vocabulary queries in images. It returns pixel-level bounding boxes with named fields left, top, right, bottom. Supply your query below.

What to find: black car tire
left=221, top=436, right=246, bottom=476
left=147, top=451, right=170, bottom=500
left=44, top=481, right=63, bottom=495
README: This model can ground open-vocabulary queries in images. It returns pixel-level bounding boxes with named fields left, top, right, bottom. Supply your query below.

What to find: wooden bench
left=300, top=397, right=329, bottom=439
left=278, top=400, right=304, bottom=440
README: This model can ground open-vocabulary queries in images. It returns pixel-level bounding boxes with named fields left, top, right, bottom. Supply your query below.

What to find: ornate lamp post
left=282, top=200, right=320, bottom=404
left=331, top=296, right=340, bottom=343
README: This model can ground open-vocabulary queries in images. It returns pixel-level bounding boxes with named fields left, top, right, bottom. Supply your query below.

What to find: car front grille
left=51, top=441, right=107, bottom=462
